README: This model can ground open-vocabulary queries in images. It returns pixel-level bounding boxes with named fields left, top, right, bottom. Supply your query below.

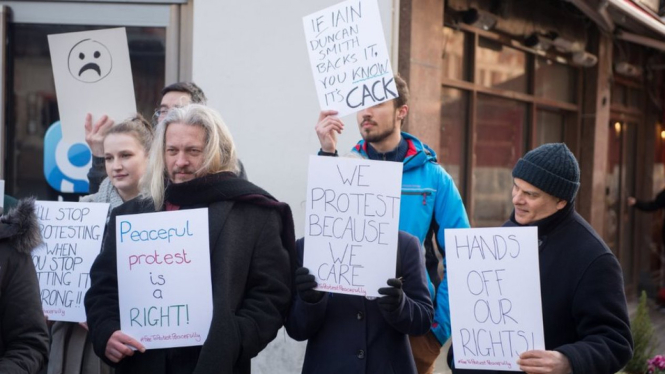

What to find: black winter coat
left=286, top=232, right=433, bottom=374
left=85, top=173, right=295, bottom=374
left=0, top=199, right=50, bottom=373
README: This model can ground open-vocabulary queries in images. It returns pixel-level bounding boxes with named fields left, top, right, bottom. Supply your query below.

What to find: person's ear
left=556, top=199, right=568, bottom=210
left=396, top=105, right=408, bottom=121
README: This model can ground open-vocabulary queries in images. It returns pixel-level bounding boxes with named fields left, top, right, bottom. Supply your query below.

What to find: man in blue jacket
left=315, top=75, right=470, bottom=373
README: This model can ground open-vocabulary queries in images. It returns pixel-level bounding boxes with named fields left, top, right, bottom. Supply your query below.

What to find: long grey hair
left=141, top=104, right=240, bottom=209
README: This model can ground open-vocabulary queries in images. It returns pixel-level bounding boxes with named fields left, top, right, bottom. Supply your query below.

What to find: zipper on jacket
left=402, top=191, right=432, bottom=205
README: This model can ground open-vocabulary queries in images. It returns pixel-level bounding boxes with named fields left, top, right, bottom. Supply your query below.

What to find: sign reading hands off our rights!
left=303, top=0, right=397, bottom=116
left=116, top=209, right=212, bottom=349
left=305, top=156, right=402, bottom=297
left=33, top=201, right=109, bottom=322
left=445, top=227, right=545, bottom=371
left=48, top=28, right=136, bottom=144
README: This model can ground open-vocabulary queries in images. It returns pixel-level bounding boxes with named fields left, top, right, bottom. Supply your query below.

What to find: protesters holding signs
left=49, top=115, right=152, bottom=374
left=0, top=199, right=49, bottom=373
left=449, top=143, right=633, bottom=374
left=85, top=104, right=295, bottom=374
left=285, top=233, right=433, bottom=373
left=315, top=74, right=469, bottom=373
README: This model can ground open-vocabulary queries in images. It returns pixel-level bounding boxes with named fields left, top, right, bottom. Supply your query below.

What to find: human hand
left=84, top=113, right=114, bottom=157
left=377, top=278, right=404, bottom=313
left=105, top=330, right=145, bottom=363
left=295, top=267, right=324, bottom=304
left=79, top=322, right=89, bottom=331
left=315, top=110, right=343, bottom=153
left=517, top=350, right=571, bottom=374
left=627, top=197, right=636, bottom=206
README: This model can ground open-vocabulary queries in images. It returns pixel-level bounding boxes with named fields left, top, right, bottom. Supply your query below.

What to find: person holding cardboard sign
left=315, top=74, right=470, bottom=373
left=448, top=143, right=633, bottom=374
left=285, top=232, right=434, bottom=374
left=85, top=104, right=295, bottom=374
left=49, top=115, right=153, bottom=374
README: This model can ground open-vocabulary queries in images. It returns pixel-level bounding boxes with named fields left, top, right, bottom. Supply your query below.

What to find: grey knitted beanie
left=512, top=143, right=580, bottom=202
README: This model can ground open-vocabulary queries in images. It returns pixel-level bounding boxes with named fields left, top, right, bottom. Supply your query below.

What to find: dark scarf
left=366, top=136, right=408, bottom=162
left=164, top=172, right=298, bottom=292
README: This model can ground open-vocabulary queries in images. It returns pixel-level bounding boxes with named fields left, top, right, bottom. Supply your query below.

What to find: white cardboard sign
left=116, top=209, right=212, bottom=349
left=303, top=0, right=397, bottom=116
left=48, top=27, right=136, bottom=144
left=33, top=201, right=110, bottom=322
left=445, top=227, right=545, bottom=371
left=304, top=155, right=402, bottom=297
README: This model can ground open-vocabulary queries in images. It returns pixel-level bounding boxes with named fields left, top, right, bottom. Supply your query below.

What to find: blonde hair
left=142, top=104, right=239, bottom=209
left=105, top=114, right=153, bottom=153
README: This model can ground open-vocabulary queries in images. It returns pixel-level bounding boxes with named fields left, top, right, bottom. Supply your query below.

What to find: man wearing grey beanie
left=450, top=143, right=633, bottom=374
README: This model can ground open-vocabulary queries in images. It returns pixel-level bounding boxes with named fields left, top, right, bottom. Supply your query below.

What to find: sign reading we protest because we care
left=303, top=0, right=397, bottom=116
left=445, top=227, right=545, bottom=371
left=305, top=156, right=402, bottom=297
left=33, top=201, right=109, bottom=322
left=117, top=209, right=212, bottom=350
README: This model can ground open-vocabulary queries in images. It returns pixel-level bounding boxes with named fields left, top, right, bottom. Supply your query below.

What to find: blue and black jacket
left=349, top=132, right=470, bottom=344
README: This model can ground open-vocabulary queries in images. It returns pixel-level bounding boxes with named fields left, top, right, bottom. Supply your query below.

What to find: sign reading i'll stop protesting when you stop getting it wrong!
left=303, top=0, right=398, bottom=117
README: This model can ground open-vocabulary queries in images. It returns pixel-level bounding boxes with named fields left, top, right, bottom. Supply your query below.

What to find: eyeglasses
left=153, top=108, right=170, bottom=119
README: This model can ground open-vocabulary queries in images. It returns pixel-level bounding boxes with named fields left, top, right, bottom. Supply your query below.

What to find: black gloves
left=377, top=278, right=404, bottom=312
left=295, top=267, right=324, bottom=303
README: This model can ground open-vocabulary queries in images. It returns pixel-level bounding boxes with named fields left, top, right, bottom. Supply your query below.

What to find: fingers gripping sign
left=315, top=110, right=344, bottom=153
left=517, top=350, right=571, bottom=374
left=106, top=330, right=145, bottom=363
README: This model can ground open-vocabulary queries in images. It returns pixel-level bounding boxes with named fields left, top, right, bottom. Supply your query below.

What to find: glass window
left=7, top=24, right=166, bottom=200
left=476, top=38, right=527, bottom=93
left=442, top=27, right=467, bottom=81
left=441, top=87, right=468, bottom=196
left=472, top=95, right=526, bottom=227
left=535, top=57, right=575, bottom=103
left=612, top=83, right=626, bottom=106
left=536, top=110, right=564, bottom=145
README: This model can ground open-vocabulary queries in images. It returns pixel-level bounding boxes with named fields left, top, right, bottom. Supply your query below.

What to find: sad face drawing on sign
left=67, top=38, right=113, bottom=83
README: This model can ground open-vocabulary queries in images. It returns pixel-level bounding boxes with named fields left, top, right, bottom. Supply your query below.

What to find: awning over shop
left=567, top=0, right=665, bottom=51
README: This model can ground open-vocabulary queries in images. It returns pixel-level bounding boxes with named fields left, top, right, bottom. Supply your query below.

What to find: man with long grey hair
left=85, top=104, right=296, bottom=374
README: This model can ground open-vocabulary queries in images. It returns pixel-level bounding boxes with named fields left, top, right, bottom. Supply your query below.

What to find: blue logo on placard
left=43, top=121, right=91, bottom=193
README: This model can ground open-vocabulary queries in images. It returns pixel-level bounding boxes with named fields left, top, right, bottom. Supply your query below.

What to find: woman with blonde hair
left=48, top=115, right=153, bottom=374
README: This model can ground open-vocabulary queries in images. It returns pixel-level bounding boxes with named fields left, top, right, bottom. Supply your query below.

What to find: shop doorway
left=605, top=119, right=638, bottom=288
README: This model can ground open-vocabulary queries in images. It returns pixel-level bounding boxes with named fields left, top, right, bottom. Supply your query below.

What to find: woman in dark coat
left=0, top=199, right=50, bottom=373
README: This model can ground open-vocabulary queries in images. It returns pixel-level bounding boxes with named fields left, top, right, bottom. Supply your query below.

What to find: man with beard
left=85, top=104, right=294, bottom=374
left=313, top=75, right=469, bottom=373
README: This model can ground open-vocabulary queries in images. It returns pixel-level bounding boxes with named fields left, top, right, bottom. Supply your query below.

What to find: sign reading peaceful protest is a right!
left=445, top=227, right=545, bottom=371
left=116, top=208, right=212, bottom=349
left=303, top=0, right=397, bottom=116
left=304, top=155, right=402, bottom=297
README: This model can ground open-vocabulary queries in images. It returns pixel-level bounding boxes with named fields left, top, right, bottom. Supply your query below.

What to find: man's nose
left=175, top=153, right=189, bottom=166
